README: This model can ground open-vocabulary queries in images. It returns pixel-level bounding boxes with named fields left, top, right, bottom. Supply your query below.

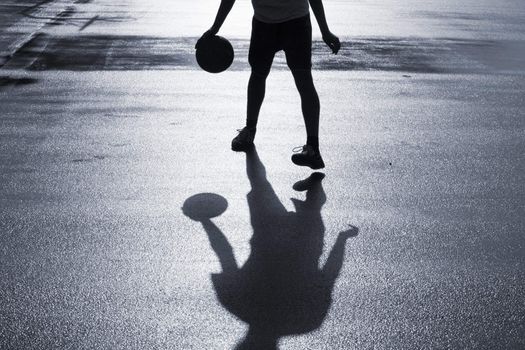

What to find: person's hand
left=195, top=26, right=219, bottom=49
left=322, top=31, right=341, bottom=54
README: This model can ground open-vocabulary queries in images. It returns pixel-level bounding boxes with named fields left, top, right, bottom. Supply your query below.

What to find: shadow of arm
left=321, top=225, right=358, bottom=283
left=201, top=219, right=238, bottom=273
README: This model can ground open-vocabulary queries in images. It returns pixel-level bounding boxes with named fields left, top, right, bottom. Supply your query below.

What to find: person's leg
left=283, top=15, right=325, bottom=168
left=246, top=70, right=267, bottom=129
left=289, top=70, right=324, bottom=169
left=246, top=17, right=275, bottom=129
left=291, top=68, right=320, bottom=151
left=232, top=17, right=276, bottom=151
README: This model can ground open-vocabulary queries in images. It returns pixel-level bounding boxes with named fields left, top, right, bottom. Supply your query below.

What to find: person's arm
left=308, top=0, right=341, bottom=54
left=196, top=0, right=236, bottom=47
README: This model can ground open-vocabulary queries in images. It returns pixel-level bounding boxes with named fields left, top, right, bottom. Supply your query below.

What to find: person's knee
left=292, top=69, right=316, bottom=95
left=250, top=69, right=269, bottom=80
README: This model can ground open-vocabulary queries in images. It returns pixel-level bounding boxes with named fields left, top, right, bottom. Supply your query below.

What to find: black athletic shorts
left=248, top=15, right=312, bottom=76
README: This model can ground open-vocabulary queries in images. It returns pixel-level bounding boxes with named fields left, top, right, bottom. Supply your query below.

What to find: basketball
left=182, top=193, right=228, bottom=221
left=195, top=35, right=234, bottom=73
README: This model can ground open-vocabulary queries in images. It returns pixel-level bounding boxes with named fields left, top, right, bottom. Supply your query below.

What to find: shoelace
left=292, top=146, right=306, bottom=153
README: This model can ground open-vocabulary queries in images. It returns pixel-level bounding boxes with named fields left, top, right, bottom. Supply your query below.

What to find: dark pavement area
left=6, top=34, right=525, bottom=73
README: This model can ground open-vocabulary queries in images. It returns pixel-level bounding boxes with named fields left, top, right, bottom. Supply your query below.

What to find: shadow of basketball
left=182, top=193, right=228, bottom=222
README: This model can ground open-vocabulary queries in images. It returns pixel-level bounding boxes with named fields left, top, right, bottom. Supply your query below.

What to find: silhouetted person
left=197, top=0, right=341, bottom=170
left=183, top=148, right=357, bottom=349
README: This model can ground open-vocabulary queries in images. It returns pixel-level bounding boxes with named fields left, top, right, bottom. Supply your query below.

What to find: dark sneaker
left=291, top=145, right=325, bottom=169
left=231, top=127, right=255, bottom=151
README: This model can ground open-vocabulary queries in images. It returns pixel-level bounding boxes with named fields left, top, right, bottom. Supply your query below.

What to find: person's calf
left=246, top=71, right=267, bottom=129
left=291, top=69, right=321, bottom=148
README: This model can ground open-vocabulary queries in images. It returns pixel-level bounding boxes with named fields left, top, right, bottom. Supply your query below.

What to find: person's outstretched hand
left=322, top=31, right=341, bottom=54
left=195, top=27, right=219, bottom=49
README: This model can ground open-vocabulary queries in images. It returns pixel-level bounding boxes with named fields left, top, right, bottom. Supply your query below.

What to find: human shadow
left=182, top=147, right=358, bottom=350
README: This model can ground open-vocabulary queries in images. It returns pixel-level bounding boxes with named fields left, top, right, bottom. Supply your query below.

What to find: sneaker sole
left=291, top=157, right=325, bottom=170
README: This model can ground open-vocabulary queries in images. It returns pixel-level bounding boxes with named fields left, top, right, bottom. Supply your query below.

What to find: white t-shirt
left=252, top=0, right=310, bottom=23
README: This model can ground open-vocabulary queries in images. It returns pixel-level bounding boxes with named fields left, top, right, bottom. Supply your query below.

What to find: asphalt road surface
left=1, top=1, right=524, bottom=349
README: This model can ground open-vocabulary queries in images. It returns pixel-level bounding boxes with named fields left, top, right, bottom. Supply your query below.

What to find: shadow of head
left=182, top=193, right=228, bottom=221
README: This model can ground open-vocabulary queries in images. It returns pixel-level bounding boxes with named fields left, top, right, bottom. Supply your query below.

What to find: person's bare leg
left=291, top=69, right=320, bottom=149
left=246, top=71, right=267, bottom=129
left=232, top=70, right=267, bottom=151
left=290, top=69, right=325, bottom=169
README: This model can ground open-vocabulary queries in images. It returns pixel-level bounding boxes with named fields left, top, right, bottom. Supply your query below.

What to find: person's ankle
left=306, top=136, right=319, bottom=152
left=245, top=120, right=257, bottom=130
